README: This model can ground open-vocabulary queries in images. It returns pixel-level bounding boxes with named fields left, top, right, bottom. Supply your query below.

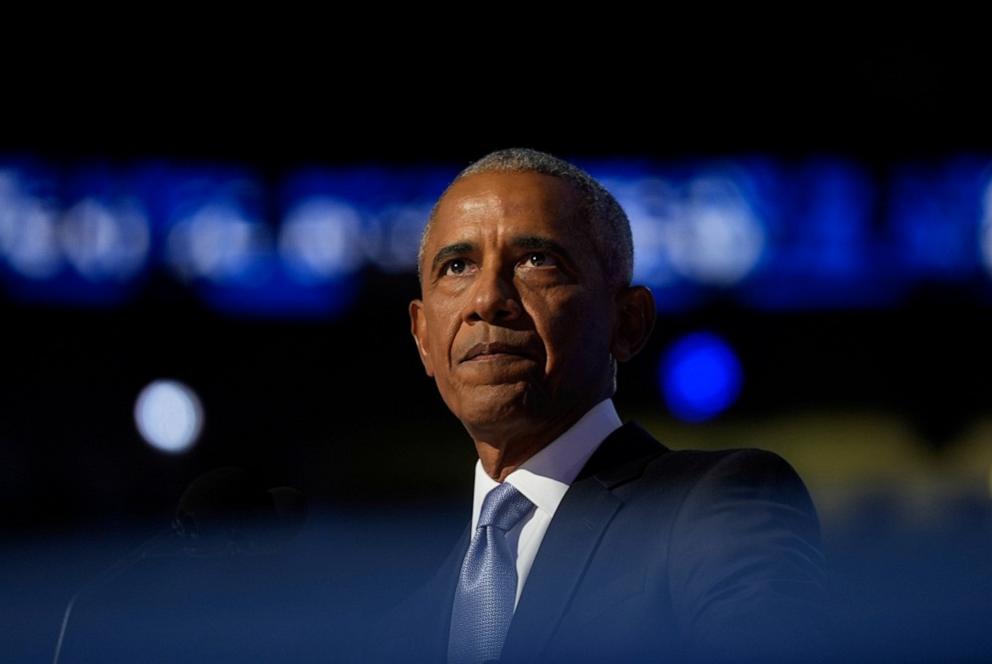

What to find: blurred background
left=2, top=25, right=990, bottom=661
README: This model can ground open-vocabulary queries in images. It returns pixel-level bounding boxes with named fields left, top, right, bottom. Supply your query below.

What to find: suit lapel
left=499, top=421, right=667, bottom=662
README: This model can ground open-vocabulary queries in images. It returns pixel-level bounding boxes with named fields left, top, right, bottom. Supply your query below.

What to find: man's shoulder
left=644, top=443, right=808, bottom=488
left=624, top=422, right=810, bottom=495
left=550, top=427, right=831, bottom=661
left=618, top=427, right=820, bottom=533
left=618, top=431, right=829, bottom=661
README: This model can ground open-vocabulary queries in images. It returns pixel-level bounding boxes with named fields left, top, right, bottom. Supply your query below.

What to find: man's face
left=409, top=171, right=618, bottom=441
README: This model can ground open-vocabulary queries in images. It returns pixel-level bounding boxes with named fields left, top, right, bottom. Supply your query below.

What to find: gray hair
left=416, top=147, right=634, bottom=290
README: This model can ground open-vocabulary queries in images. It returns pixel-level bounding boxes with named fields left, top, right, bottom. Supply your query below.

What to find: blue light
left=659, top=332, right=743, bottom=423
left=589, top=159, right=773, bottom=311
left=60, top=197, right=150, bottom=282
left=279, top=197, right=364, bottom=282
left=888, top=157, right=989, bottom=280
left=153, top=166, right=362, bottom=318
left=0, top=160, right=153, bottom=306
left=5, top=154, right=992, bottom=314
left=0, top=161, right=63, bottom=280
left=134, top=379, right=204, bottom=454
left=735, top=158, right=889, bottom=309
left=161, top=167, right=270, bottom=284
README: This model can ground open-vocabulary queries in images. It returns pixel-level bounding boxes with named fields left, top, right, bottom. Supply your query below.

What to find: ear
left=409, top=298, right=435, bottom=377
left=610, top=286, right=656, bottom=362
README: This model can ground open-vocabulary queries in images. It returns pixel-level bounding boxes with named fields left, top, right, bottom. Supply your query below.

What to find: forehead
left=429, top=170, right=587, bottom=244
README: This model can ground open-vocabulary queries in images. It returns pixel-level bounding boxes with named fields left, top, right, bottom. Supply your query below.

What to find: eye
left=442, top=258, right=475, bottom=277
left=520, top=252, right=557, bottom=268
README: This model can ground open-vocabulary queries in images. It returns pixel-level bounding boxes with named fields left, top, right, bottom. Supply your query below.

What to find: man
left=368, top=148, right=830, bottom=663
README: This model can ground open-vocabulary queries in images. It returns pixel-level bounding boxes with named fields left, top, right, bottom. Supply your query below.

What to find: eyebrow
left=510, top=235, right=574, bottom=265
left=429, top=235, right=576, bottom=274
left=431, top=242, right=475, bottom=274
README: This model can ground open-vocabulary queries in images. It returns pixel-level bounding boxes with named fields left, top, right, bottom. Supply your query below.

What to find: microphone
left=171, top=466, right=308, bottom=556
left=53, top=467, right=307, bottom=664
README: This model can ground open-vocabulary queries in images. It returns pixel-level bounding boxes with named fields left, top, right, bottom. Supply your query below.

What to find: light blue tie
left=447, top=481, right=535, bottom=664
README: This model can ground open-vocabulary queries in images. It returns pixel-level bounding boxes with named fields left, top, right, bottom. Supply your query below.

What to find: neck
left=469, top=396, right=608, bottom=482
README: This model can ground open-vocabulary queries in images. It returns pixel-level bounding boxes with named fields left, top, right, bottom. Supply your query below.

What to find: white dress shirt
left=469, top=398, right=623, bottom=612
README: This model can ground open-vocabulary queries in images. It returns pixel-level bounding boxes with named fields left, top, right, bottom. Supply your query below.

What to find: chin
left=453, top=382, right=548, bottom=432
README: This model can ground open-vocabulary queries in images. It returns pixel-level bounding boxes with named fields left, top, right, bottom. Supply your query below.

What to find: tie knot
left=478, top=481, right=533, bottom=532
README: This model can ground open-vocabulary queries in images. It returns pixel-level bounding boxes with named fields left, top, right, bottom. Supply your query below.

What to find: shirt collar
left=471, top=398, right=623, bottom=531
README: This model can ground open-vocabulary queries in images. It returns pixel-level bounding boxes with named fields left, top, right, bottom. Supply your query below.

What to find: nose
left=465, top=264, right=521, bottom=324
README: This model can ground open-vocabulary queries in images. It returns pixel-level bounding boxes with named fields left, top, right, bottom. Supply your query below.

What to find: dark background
left=3, top=24, right=991, bottom=661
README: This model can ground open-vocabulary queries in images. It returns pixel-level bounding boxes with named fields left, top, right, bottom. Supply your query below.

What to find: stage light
left=365, top=202, right=434, bottom=272
left=659, top=332, right=743, bottom=423
left=887, top=159, right=987, bottom=282
left=601, top=170, right=765, bottom=290
left=613, top=176, right=680, bottom=288
left=279, top=197, right=364, bottom=282
left=59, top=197, right=150, bottom=282
left=166, top=205, right=270, bottom=283
left=0, top=170, right=63, bottom=279
left=664, top=175, right=765, bottom=286
left=980, top=177, right=992, bottom=279
left=134, top=380, right=204, bottom=454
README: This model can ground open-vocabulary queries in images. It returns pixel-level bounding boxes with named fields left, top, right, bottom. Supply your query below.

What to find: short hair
left=417, top=147, right=634, bottom=290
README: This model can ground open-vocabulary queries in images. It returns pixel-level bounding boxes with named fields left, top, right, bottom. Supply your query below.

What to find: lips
left=460, top=341, right=539, bottom=363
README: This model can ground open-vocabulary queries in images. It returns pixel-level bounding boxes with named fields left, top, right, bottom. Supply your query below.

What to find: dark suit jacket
left=365, top=421, right=830, bottom=663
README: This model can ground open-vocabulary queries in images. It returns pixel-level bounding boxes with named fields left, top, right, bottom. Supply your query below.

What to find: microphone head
left=172, top=466, right=307, bottom=556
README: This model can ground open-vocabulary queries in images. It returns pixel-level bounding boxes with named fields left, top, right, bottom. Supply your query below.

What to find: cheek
left=426, top=310, right=462, bottom=384
left=538, top=294, right=612, bottom=370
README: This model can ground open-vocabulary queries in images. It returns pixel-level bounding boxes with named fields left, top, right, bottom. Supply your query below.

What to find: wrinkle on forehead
left=438, top=176, right=582, bottom=229
left=448, top=190, right=503, bottom=217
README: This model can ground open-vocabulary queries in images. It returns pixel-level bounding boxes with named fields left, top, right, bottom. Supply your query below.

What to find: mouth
left=460, top=341, right=539, bottom=363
